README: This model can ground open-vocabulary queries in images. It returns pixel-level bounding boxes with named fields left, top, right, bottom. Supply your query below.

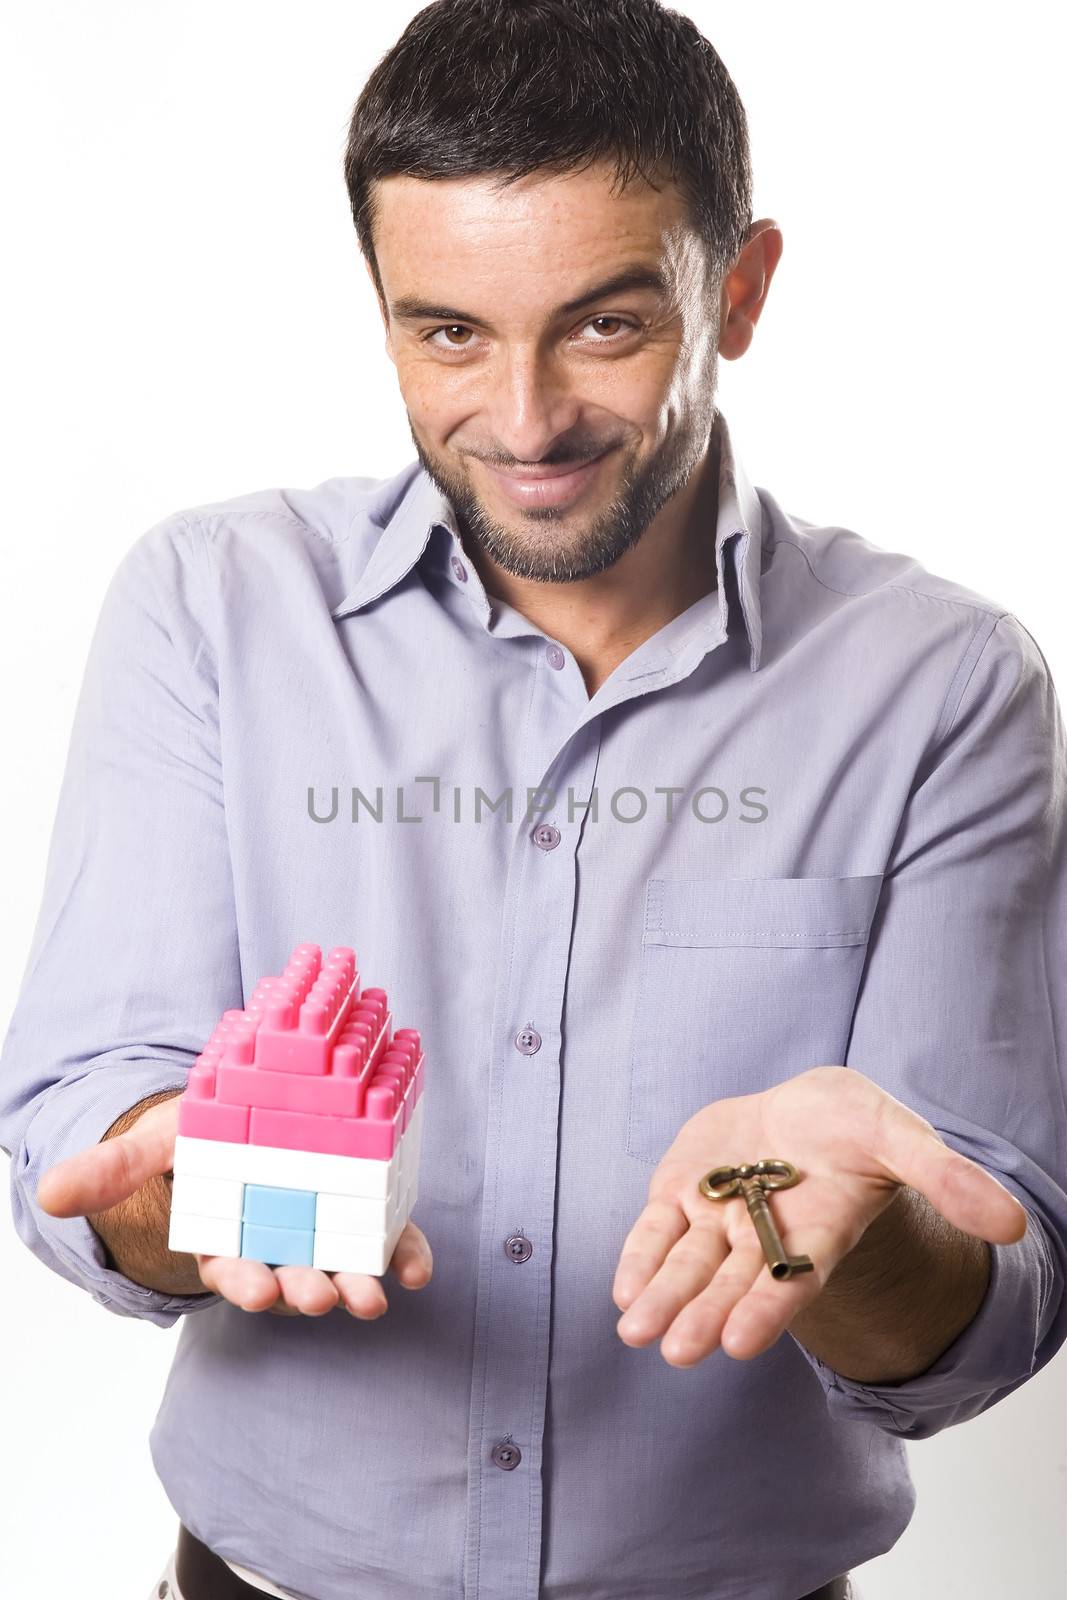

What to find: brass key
left=698, top=1159, right=815, bottom=1280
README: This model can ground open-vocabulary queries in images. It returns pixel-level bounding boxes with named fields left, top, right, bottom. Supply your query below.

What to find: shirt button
left=515, top=1026, right=541, bottom=1055
left=505, top=1234, right=533, bottom=1263
left=532, top=823, right=560, bottom=850
left=450, top=555, right=468, bottom=583
left=491, top=1441, right=522, bottom=1470
left=546, top=643, right=565, bottom=670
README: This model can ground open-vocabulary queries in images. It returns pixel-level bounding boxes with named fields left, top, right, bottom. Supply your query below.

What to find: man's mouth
left=481, top=447, right=615, bottom=509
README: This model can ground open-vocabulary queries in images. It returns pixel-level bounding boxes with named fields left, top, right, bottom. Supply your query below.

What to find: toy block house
left=168, top=942, right=425, bottom=1276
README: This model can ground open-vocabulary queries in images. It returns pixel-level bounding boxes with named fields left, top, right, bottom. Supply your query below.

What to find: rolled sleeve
left=0, top=516, right=237, bottom=1326
left=796, top=1205, right=1058, bottom=1438
left=9, top=1057, right=219, bottom=1325
left=793, top=610, right=1067, bottom=1436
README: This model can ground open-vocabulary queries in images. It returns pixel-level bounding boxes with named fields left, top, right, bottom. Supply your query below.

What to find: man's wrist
left=790, top=1186, right=992, bottom=1383
left=88, top=1085, right=209, bottom=1296
left=99, top=1086, right=185, bottom=1143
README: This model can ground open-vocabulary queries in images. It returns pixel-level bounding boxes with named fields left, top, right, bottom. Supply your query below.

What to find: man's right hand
left=35, top=1091, right=433, bottom=1319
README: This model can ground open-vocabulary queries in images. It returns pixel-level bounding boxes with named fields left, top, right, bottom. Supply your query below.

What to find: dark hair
left=343, top=0, right=752, bottom=307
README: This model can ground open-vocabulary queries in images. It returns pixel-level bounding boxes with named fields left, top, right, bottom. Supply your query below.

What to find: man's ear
left=363, top=256, right=393, bottom=360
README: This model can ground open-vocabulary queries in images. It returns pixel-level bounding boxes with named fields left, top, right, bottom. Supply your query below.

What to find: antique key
left=698, top=1159, right=815, bottom=1280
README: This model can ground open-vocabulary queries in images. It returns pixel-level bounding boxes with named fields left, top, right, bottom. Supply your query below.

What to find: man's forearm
left=87, top=1087, right=210, bottom=1296
left=788, top=1185, right=992, bottom=1384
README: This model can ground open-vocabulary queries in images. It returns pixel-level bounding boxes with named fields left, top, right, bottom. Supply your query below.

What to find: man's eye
left=425, top=324, right=474, bottom=349
left=585, top=316, right=630, bottom=339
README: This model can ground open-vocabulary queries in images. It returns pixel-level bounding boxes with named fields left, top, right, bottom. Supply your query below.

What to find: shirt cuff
left=790, top=1208, right=1056, bottom=1438
left=8, top=1056, right=222, bottom=1327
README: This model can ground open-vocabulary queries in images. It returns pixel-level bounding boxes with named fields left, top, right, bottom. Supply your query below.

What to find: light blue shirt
left=2, top=408, right=1065, bottom=1600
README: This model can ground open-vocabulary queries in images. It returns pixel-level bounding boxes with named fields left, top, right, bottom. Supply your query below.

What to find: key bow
left=699, top=1157, right=802, bottom=1198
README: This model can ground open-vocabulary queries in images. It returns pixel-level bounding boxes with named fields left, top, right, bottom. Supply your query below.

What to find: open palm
left=36, top=1092, right=433, bottom=1318
left=611, top=1064, right=1027, bottom=1367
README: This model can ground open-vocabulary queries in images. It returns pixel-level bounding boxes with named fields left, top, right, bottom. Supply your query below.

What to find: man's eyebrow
left=388, top=265, right=670, bottom=326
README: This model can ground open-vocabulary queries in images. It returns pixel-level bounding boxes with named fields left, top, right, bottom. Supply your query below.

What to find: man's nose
left=483, top=346, right=583, bottom=466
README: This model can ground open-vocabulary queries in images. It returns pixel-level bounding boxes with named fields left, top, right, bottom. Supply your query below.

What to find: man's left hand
left=612, top=1065, right=1027, bottom=1367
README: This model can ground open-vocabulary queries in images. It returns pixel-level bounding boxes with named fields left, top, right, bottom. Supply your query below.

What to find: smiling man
left=3, top=3, right=1067, bottom=1600
left=374, top=166, right=750, bottom=697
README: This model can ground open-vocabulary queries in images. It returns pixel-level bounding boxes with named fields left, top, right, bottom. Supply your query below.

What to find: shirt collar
left=331, top=406, right=764, bottom=672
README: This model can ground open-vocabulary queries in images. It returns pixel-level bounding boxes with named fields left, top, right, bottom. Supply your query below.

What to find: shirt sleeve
left=789, top=610, right=1067, bottom=1438
left=0, top=515, right=239, bottom=1326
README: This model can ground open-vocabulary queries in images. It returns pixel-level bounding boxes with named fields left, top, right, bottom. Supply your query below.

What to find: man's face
left=369, top=161, right=722, bottom=584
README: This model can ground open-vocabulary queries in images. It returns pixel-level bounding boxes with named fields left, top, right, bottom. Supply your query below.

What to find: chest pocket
left=625, top=873, right=884, bottom=1164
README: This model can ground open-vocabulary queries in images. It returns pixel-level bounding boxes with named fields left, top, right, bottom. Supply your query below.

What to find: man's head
left=343, top=0, right=777, bottom=587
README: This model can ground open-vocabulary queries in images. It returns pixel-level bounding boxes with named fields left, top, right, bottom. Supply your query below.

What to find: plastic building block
left=171, top=1133, right=400, bottom=1197
left=167, top=942, right=425, bottom=1277
left=315, top=1187, right=399, bottom=1236
left=169, top=1212, right=243, bottom=1258
left=242, top=1185, right=317, bottom=1230
left=313, top=1210, right=408, bottom=1275
left=176, top=1100, right=251, bottom=1142
left=240, top=1222, right=316, bottom=1268
left=170, top=1172, right=244, bottom=1220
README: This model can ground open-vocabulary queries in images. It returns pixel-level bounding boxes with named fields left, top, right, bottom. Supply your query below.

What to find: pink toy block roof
left=176, top=942, right=424, bottom=1161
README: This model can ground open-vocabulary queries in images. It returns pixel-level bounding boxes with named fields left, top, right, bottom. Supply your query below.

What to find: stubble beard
left=408, top=390, right=719, bottom=585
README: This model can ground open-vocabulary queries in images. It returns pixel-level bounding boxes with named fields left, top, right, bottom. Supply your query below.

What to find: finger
left=871, top=1094, right=1029, bottom=1244
left=720, top=1276, right=824, bottom=1362
left=659, top=1242, right=772, bottom=1367
left=331, top=1223, right=433, bottom=1318
left=710, top=1222, right=844, bottom=1363
left=612, top=1198, right=688, bottom=1310
left=390, top=1221, right=433, bottom=1288
left=271, top=1265, right=340, bottom=1316
left=37, top=1115, right=176, bottom=1218
left=616, top=1220, right=731, bottom=1347
left=196, top=1253, right=283, bottom=1312
left=332, top=1272, right=388, bottom=1318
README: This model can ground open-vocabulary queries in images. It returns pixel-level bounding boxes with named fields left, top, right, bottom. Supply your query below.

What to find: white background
left=1, top=4, right=1064, bottom=1596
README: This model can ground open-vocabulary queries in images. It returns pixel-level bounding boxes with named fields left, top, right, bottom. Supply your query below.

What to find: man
left=2, top=2, right=1065, bottom=1598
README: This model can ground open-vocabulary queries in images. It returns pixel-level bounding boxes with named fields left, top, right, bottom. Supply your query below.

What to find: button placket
left=464, top=710, right=602, bottom=1600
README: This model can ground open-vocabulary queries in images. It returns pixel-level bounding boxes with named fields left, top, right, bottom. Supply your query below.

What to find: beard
left=406, top=387, right=720, bottom=586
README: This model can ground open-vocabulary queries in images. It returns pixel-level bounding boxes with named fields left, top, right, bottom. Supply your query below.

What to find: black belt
left=173, top=1521, right=851, bottom=1599
left=174, top=1524, right=293, bottom=1598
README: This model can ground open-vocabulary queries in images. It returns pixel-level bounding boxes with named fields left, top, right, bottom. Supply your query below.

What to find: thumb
left=36, top=1094, right=181, bottom=1219
left=870, top=1090, right=1029, bottom=1247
